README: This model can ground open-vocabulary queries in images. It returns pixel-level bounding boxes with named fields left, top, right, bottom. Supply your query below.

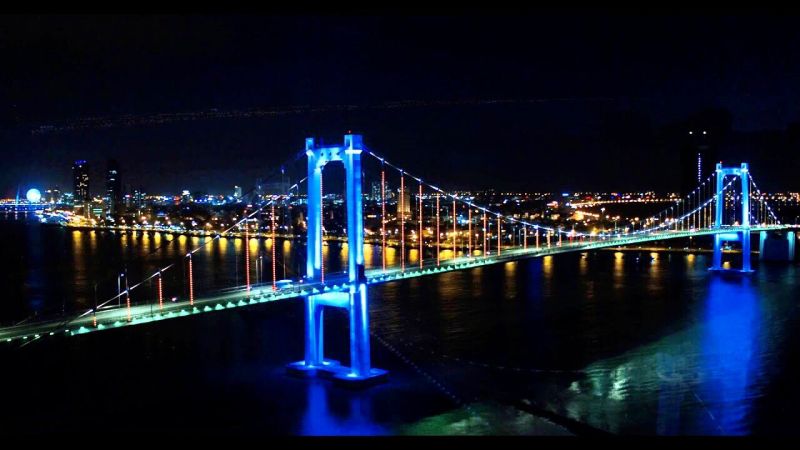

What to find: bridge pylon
left=710, top=162, right=754, bottom=273
left=286, top=134, right=388, bottom=386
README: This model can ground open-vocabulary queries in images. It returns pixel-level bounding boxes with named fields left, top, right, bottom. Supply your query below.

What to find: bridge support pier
left=759, top=230, right=795, bottom=262
left=287, top=134, right=387, bottom=387
left=287, top=283, right=386, bottom=386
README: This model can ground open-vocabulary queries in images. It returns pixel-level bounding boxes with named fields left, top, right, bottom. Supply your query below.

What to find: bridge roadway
left=1, top=225, right=792, bottom=344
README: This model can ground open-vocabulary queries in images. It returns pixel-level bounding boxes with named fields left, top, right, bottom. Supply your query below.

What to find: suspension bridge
left=1, top=134, right=796, bottom=385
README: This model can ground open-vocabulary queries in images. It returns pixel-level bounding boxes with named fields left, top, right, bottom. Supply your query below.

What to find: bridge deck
left=1, top=225, right=792, bottom=344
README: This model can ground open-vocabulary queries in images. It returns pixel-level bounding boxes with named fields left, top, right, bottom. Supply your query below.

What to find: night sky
left=1, top=13, right=799, bottom=196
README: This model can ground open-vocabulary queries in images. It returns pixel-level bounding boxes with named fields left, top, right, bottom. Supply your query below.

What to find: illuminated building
left=678, top=110, right=728, bottom=196
left=399, top=188, right=411, bottom=218
left=45, top=187, right=62, bottom=204
left=369, top=181, right=382, bottom=202
left=105, top=159, right=122, bottom=214
left=72, top=160, right=90, bottom=205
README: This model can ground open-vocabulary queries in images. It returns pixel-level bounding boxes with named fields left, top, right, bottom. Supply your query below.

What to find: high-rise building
left=72, top=160, right=90, bottom=205
left=62, top=192, right=74, bottom=207
left=124, top=183, right=133, bottom=208
left=257, top=180, right=291, bottom=197
left=234, top=185, right=243, bottom=199
left=370, top=181, right=383, bottom=202
left=105, top=159, right=122, bottom=214
left=678, top=110, right=729, bottom=196
left=254, top=178, right=266, bottom=201
left=45, top=187, right=62, bottom=205
left=398, top=188, right=411, bottom=218
left=133, top=187, right=146, bottom=209
left=680, top=130, right=721, bottom=196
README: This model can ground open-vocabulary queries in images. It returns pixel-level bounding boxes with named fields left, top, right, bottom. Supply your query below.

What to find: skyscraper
left=72, top=160, right=90, bottom=205
left=399, top=187, right=411, bottom=218
left=133, top=187, right=146, bottom=209
left=678, top=110, right=729, bottom=196
left=105, top=159, right=122, bottom=214
left=680, top=130, right=721, bottom=196
left=370, top=181, right=383, bottom=202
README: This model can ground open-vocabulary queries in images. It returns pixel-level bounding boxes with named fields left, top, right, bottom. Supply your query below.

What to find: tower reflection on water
left=698, top=276, right=760, bottom=435
left=564, top=269, right=769, bottom=435
left=300, top=381, right=387, bottom=435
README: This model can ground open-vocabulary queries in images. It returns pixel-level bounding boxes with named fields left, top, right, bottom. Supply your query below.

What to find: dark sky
left=1, top=14, right=799, bottom=196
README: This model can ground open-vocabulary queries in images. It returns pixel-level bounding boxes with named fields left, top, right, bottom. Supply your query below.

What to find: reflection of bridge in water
left=2, top=134, right=797, bottom=386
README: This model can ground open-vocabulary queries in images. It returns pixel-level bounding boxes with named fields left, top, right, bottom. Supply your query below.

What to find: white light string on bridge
left=69, top=154, right=310, bottom=322
left=619, top=173, right=740, bottom=237
left=364, top=149, right=595, bottom=238
left=633, top=172, right=716, bottom=235
left=368, top=148, right=724, bottom=241
left=748, top=173, right=781, bottom=224
left=72, top=184, right=305, bottom=323
left=634, top=177, right=738, bottom=236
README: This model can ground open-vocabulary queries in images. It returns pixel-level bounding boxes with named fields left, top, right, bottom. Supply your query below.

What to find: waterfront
left=1, top=219, right=799, bottom=435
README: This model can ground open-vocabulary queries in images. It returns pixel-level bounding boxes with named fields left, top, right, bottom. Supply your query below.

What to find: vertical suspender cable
left=245, top=209, right=250, bottom=295
left=419, top=183, right=423, bottom=268
left=436, top=194, right=440, bottom=266
left=400, top=172, right=405, bottom=272
left=468, top=207, right=472, bottom=257
left=452, top=199, right=457, bottom=259
left=497, top=216, right=501, bottom=255
left=381, top=166, right=386, bottom=272
left=272, top=200, right=277, bottom=291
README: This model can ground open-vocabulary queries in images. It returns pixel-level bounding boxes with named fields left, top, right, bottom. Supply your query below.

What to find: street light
left=117, top=272, right=124, bottom=307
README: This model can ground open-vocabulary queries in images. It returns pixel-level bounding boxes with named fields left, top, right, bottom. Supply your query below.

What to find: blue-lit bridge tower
left=287, top=134, right=388, bottom=385
left=711, top=162, right=752, bottom=273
